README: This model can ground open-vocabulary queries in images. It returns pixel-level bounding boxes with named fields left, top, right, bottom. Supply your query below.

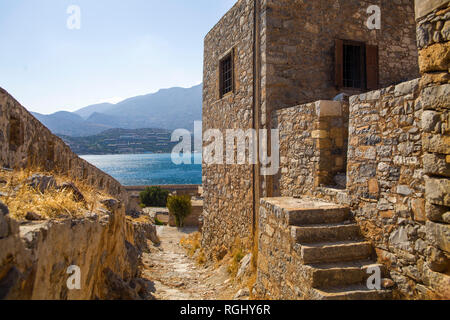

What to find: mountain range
left=32, top=84, right=202, bottom=137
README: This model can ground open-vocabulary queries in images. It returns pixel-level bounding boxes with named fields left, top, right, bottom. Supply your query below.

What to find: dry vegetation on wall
left=0, top=167, right=112, bottom=220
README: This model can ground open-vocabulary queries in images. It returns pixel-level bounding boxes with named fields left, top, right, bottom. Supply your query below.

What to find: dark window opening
left=343, top=43, right=365, bottom=89
left=335, top=40, right=378, bottom=91
left=220, top=52, right=233, bottom=97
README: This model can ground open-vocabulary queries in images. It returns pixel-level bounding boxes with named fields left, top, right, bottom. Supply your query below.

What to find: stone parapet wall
left=273, top=100, right=349, bottom=197
left=346, top=75, right=449, bottom=299
left=0, top=201, right=155, bottom=300
left=256, top=198, right=302, bottom=299
left=0, top=88, right=130, bottom=210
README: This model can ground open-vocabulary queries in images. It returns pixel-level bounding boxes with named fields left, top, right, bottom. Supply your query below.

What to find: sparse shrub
left=167, top=195, right=191, bottom=227
left=139, top=186, right=169, bottom=208
left=228, top=248, right=245, bottom=277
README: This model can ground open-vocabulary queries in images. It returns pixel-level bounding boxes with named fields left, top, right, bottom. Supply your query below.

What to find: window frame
left=219, top=49, right=235, bottom=99
left=335, top=39, right=379, bottom=91
left=342, top=40, right=366, bottom=90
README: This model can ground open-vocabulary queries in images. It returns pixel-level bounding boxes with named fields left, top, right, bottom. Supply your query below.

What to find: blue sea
left=81, top=153, right=202, bottom=186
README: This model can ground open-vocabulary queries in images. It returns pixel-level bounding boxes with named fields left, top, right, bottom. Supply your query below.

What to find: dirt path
left=141, top=226, right=236, bottom=300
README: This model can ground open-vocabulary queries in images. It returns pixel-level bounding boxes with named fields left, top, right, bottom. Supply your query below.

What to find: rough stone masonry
left=202, top=0, right=449, bottom=299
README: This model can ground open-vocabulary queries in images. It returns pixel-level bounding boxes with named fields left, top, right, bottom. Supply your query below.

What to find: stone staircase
left=289, top=204, right=392, bottom=300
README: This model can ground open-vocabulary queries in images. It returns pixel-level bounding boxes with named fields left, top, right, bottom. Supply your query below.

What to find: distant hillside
left=60, top=128, right=178, bottom=155
left=31, top=111, right=111, bottom=137
left=33, top=84, right=202, bottom=137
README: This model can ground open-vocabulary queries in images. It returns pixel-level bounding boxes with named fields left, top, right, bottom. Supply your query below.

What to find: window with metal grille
left=220, top=53, right=233, bottom=97
left=335, top=40, right=378, bottom=91
left=343, top=43, right=365, bottom=89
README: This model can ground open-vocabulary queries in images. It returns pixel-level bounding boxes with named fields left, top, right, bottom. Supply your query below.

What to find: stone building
left=202, top=0, right=419, bottom=260
left=202, top=0, right=449, bottom=299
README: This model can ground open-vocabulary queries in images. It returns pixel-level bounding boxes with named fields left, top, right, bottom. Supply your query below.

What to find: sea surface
left=80, top=153, right=202, bottom=186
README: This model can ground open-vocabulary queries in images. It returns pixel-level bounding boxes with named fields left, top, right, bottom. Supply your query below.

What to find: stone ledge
left=415, top=0, right=450, bottom=20
left=315, top=100, right=342, bottom=118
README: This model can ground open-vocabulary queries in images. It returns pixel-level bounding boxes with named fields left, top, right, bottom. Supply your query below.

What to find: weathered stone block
left=425, top=177, right=450, bottom=206
left=423, top=153, right=450, bottom=177
left=412, top=198, right=426, bottom=222
left=427, top=247, right=449, bottom=273
left=389, top=226, right=411, bottom=251
left=426, top=221, right=450, bottom=253
left=415, top=0, right=449, bottom=20
left=443, top=20, right=450, bottom=41
left=420, top=84, right=450, bottom=110
left=426, top=202, right=448, bottom=222
left=315, top=101, right=342, bottom=118
left=356, top=146, right=377, bottom=160
left=394, top=79, right=419, bottom=97
left=397, top=185, right=414, bottom=196
left=423, top=133, right=450, bottom=154
left=422, top=110, right=441, bottom=132
left=443, top=212, right=450, bottom=224
left=419, top=42, right=450, bottom=73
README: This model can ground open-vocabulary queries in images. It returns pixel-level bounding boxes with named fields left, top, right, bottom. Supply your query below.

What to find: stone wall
left=273, top=100, right=349, bottom=197
left=0, top=200, right=156, bottom=300
left=344, top=47, right=449, bottom=299
left=416, top=0, right=450, bottom=299
left=202, top=0, right=420, bottom=260
left=257, top=198, right=302, bottom=299
left=202, top=0, right=256, bottom=258
left=259, top=0, right=420, bottom=200
left=0, top=88, right=130, bottom=211
left=346, top=79, right=435, bottom=298
left=263, top=0, right=419, bottom=113
left=202, top=0, right=448, bottom=299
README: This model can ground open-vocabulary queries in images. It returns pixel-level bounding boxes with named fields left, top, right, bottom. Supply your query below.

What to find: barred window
left=220, top=52, right=233, bottom=97
left=335, top=39, right=379, bottom=90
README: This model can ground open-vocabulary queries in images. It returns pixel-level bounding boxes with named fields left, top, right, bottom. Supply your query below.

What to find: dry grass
left=0, top=167, right=111, bottom=220
left=180, top=232, right=201, bottom=256
left=180, top=232, right=206, bottom=265
left=228, top=247, right=245, bottom=277
left=129, top=214, right=152, bottom=224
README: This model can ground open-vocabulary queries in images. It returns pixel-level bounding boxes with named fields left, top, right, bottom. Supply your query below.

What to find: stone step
left=303, top=260, right=387, bottom=288
left=309, top=284, right=392, bottom=300
left=301, top=240, right=373, bottom=264
left=292, top=223, right=361, bottom=243
left=288, top=207, right=350, bottom=226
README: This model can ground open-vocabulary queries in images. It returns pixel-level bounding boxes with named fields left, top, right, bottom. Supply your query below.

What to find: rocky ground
left=141, top=226, right=241, bottom=300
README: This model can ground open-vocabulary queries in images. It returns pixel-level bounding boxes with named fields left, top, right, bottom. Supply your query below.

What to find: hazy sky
left=0, top=0, right=236, bottom=114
